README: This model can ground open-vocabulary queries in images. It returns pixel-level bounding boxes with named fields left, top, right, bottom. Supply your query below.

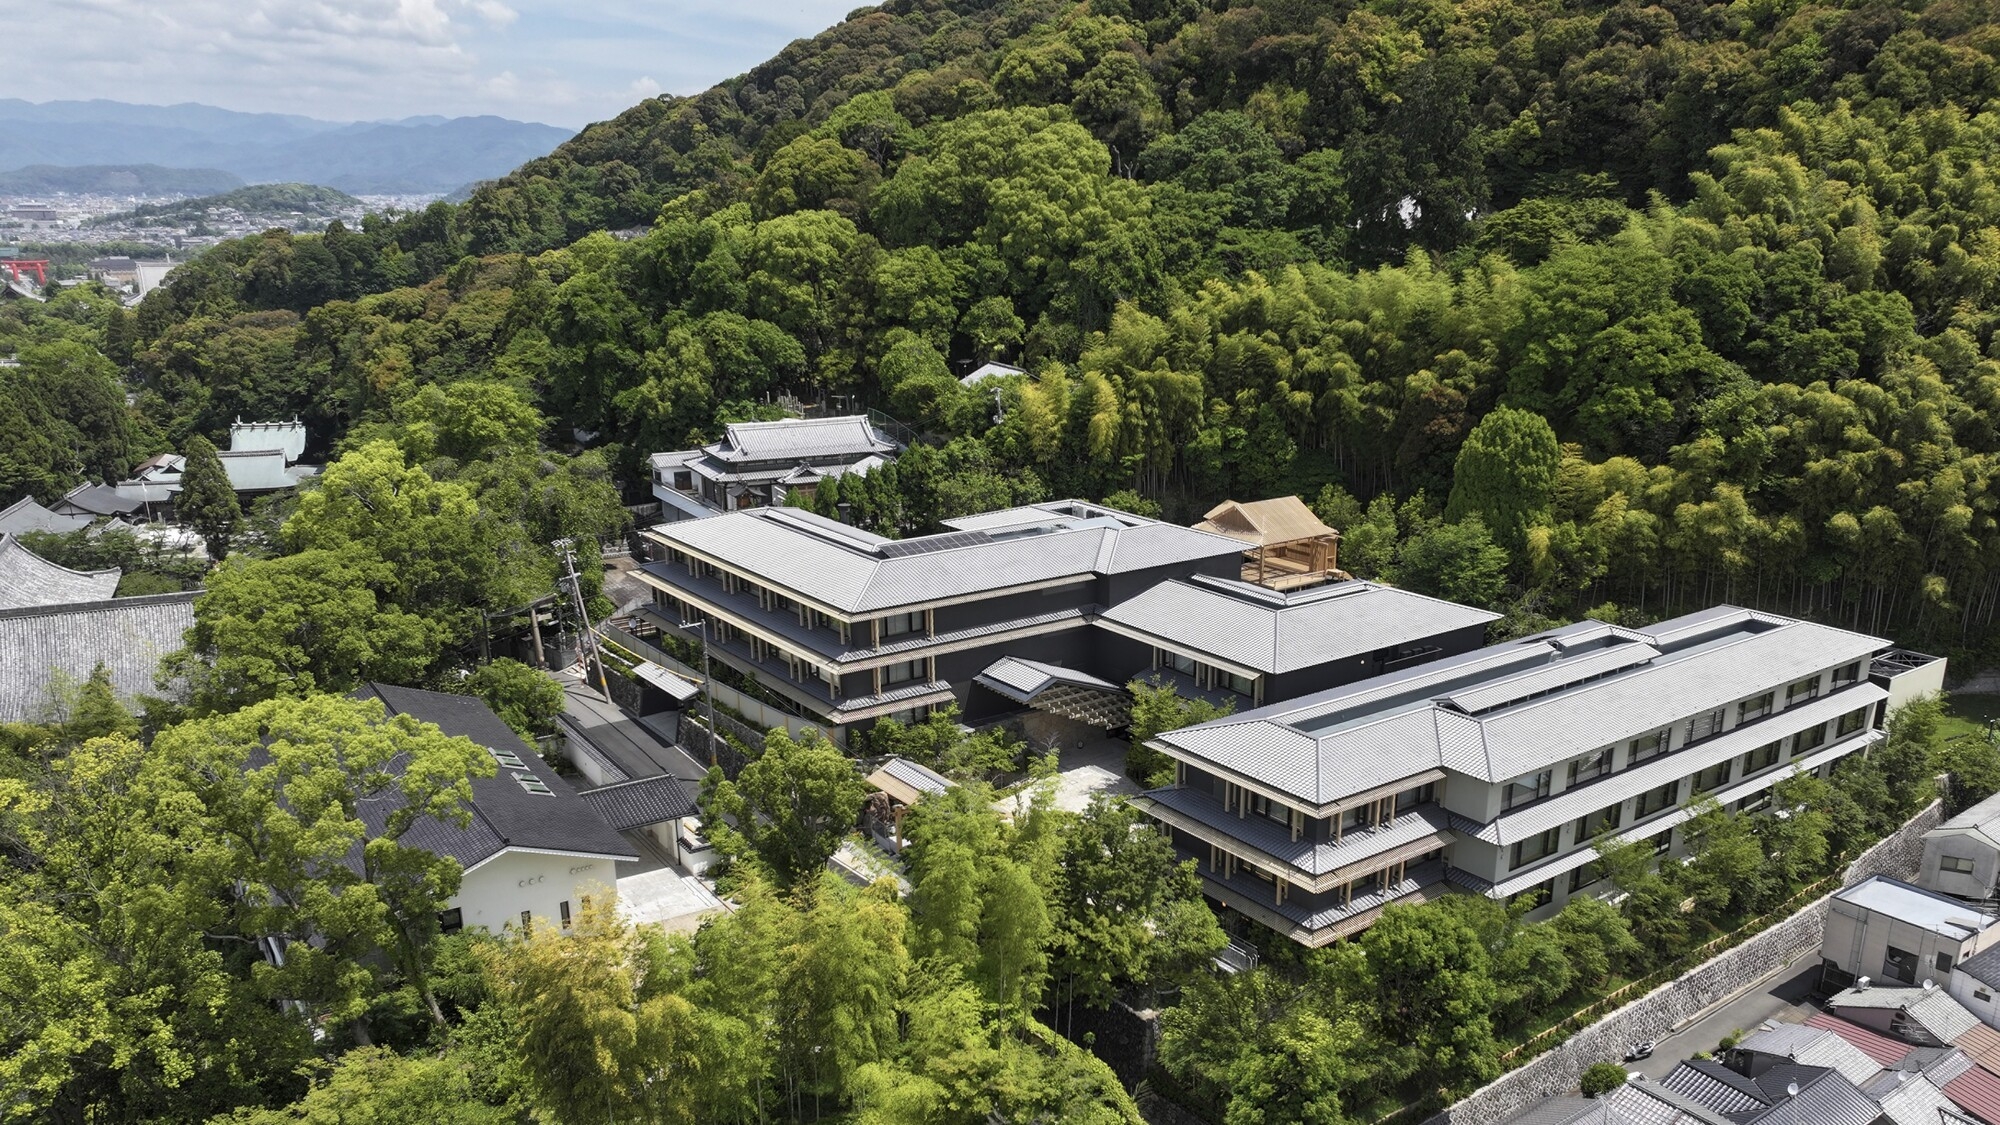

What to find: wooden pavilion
left=1193, top=496, right=1344, bottom=591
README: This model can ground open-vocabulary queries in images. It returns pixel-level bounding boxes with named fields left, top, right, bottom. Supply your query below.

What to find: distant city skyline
left=1, top=0, right=862, bottom=130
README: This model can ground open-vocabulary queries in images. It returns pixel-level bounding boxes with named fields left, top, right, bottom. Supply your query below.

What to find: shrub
left=1581, top=1062, right=1628, bottom=1097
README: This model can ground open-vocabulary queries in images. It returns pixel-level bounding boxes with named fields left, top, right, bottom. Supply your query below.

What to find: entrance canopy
left=975, top=656, right=1131, bottom=728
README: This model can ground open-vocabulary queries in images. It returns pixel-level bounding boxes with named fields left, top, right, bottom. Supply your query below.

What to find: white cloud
left=2, top=0, right=859, bottom=128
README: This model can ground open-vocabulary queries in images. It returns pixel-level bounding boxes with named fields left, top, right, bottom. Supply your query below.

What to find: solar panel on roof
left=877, top=530, right=997, bottom=557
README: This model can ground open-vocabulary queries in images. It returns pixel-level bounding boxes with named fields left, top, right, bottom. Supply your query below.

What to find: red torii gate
left=0, top=259, right=49, bottom=285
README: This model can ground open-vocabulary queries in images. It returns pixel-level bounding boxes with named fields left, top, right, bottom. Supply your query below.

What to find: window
left=1692, top=760, right=1732, bottom=794
left=1636, top=780, right=1679, bottom=818
left=1939, top=952, right=1956, bottom=973
left=1685, top=709, right=1725, bottom=743
left=1837, top=709, right=1867, bottom=737
left=1568, top=748, right=1613, bottom=787
left=880, top=611, right=923, bottom=638
left=1573, top=804, right=1623, bottom=843
left=1736, top=791, right=1773, bottom=814
left=1160, top=649, right=1197, bottom=676
left=1396, top=782, right=1436, bottom=814
left=1980, top=988, right=1993, bottom=1002
left=1944, top=855, right=1977, bottom=875
left=1787, top=675, right=1821, bottom=704
left=1743, top=741, right=1781, bottom=774
left=1511, top=828, right=1561, bottom=869
left=1630, top=731, right=1667, bottom=763
left=1569, top=861, right=1603, bottom=894
left=1738, top=692, right=1774, bottom=723
left=882, top=659, right=926, bottom=686
left=673, top=469, right=693, bottom=491
left=1794, top=722, right=1828, bottom=755
left=1249, top=793, right=1289, bottom=826
left=439, top=908, right=463, bottom=934
left=559, top=900, right=572, bottom=931
left=1508, top=879, right=1555, bottom=911
left=515, top=772, right=554, bottom=796
left=1883, top=945, right=1919, bottom=985
left=1339, top=804, right=1376, bottom=835
left=1834, top=661, right=1862, bottom=685
left=1222, top=671, right=1256, bottom=699
left=1504, top=769, right=1553, bottom=810
left=1648, top=829, right=1673, bottom=855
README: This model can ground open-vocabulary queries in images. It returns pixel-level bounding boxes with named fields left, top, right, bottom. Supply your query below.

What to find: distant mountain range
left=0, top=100, right=574, bottom=195
left=0, top=164, right=246, bottom=196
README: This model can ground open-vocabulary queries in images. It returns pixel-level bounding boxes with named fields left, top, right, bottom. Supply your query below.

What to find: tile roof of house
left=228, top=418, right=306, bottom=462
left=0, top=533, right=119, bottom=609
left=1867, top=1068, right=1967, bottom=1125
left=0, top=495, right=92, bottom=535
left=1149, top=607, right=1888, bottom=807
left=354, top=683, right=637, bottom=871
left=1098, top=576, right=1499, bottom=674
left=648, top=501, right=1244, bottom=614
left=1599, top=1081, right=1740, bottom=1125
left=57, top=483, right=144, bottom=516
left=1944, top=1063, right=2000, bottom=1125
left=0, top=591, right=195, bottom=722
left=1497, top=1097, right=1620, bottom=1125
left=1740, top=1023, right=1888, bottom=1085
left=1661, top=1060, right=1780, bottom=1114
left=1809, top=1013, right=1923, bottom=1067
left=576, top=774, right=698, bottom=832
left=1930, top=790, right=2000, bottom=851
left=1952, top=1024, right=2000, bottom=1080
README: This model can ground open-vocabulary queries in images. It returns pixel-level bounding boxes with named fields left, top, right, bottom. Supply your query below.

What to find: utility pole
left=680, top=616, right=719, bottom=768
left=554, top=538, right=614, bottom=702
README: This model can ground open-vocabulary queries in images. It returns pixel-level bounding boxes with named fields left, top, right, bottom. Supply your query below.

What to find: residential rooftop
left=1932, top=790, right=2000, bottom=850
left=1833, top=877, right=1993, bottom=942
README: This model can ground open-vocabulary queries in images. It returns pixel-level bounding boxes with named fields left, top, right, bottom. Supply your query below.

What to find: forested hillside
left=6, top=0, right=2000, bottom=1121
left=14, top=0, right=1984, bottom=658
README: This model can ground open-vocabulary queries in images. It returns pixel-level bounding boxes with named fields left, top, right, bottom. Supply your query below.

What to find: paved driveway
left=1628, top=963, right=1822, bottom=1080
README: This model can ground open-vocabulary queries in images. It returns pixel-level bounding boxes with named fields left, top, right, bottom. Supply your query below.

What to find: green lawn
left=1943, top=694, right=2000, bottom=744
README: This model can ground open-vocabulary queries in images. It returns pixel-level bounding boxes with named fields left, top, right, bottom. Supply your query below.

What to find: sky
left=1, top=0, right=864, bottom=130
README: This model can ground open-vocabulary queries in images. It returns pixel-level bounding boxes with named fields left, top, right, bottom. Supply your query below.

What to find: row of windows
left=664, top=548, right=932, bottom=646
left=1157, top=649, right=1257, bottom=699
left=1508, top=677, right=1871, bottom=814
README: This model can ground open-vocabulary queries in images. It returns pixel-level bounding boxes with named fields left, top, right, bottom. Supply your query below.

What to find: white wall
left=1948, top=966, right=2000, bottom=1028
left=1821, top=899, right=1990, bottom=987
left=451, top=850, right=622, bottom=933
left=1919, top=834, right=2000, bottom=901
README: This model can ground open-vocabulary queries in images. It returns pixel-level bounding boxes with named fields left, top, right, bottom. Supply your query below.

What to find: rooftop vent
left=514, top=771, right=554, bottom=796
left=489, top=746, right=528, bottom=770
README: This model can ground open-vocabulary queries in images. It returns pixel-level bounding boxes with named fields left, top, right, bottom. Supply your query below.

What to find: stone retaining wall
left=1429, top=800, right=1946, bottom=1125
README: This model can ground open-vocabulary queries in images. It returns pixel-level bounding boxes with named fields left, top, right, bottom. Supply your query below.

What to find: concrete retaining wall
left=1430, top=800, right=1945, bottom=1125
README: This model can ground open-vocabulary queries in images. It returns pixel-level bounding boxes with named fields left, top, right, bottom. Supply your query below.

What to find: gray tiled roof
left=0, top=591, right=195, bottom=721
left=578, top=774, right=698, bottom=832
left=0, top=496, right=92, bottom=535
left=1099, top=576, right=1499, bottom=674
left=649, top=502, right=1242, bottom=614
left=975, top=656, right=1122, bottom=703
left=1869, top=1071, right=1963, bottom=1125
left=1150, top=608, right=1889, bottom=806
left=229, top=419, right=306, bottom=461
left=1957, top=944, right=2000, bottom=990
left=1600, top=1081, right=1739, bottom=1125
left=58, top=483, right=143, bottom=516
left=878, top=756, right=952, bottom=797
left=0, top=534, right=119, bottom=609
left=711, top=416, right=898, bottom=463
left=1497, top=1097, right=1615, bottom=1125
left=1928, top=789, right=2000, bottom=849
left=356, top=684, right=638, bottom=870
left=1661, top=1060, right=1773, bottom=1114
left=1740, top=1023, right=1891, bottom=1085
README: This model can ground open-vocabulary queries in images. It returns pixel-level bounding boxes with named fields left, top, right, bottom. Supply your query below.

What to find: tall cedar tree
left=178, top=433, right=241, bottom=561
